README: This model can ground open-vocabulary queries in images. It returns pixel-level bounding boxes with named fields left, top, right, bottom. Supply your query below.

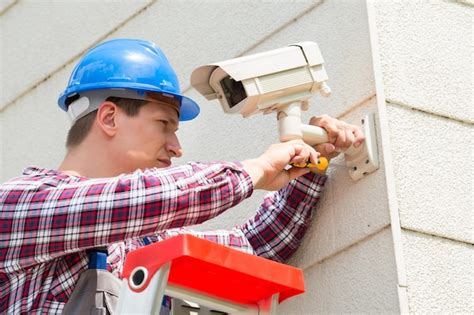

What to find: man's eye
left=157, top=120, right=168, bottom=125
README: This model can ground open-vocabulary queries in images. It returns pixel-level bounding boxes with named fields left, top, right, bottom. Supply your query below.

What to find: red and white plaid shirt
left=0, top=162, right=326, bottom=314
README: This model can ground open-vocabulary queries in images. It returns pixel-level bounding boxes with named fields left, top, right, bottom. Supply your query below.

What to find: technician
left=0, top=39, right=364, bottom=314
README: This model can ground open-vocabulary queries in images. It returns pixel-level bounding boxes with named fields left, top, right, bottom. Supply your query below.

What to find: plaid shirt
left=0, top=162, right=326, bottom=314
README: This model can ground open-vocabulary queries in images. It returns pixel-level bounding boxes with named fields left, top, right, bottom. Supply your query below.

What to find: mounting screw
left=365, top=159, right=369, bottom=164
left=353, top=166, right=358, bottom=171
left=361, top=119, right=365, bottom=124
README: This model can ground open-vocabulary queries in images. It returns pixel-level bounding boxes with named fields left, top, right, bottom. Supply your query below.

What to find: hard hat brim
left=178, top=95, right=200, bottom=121
left=58, top=84, right=200, bottom=122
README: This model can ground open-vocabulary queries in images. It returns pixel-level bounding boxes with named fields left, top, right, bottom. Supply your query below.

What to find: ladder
left=116, top=235, right=305, bottom=314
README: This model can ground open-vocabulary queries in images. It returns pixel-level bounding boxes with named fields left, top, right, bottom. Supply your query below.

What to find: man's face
left=113, top=100, right=182, bottom=174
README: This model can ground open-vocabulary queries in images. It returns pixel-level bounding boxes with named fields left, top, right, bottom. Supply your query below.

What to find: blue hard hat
left=58, top=38, right=200, bottom=121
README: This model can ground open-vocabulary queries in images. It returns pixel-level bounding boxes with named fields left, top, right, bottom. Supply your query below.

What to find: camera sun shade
left=190, top=42, right=331, bottom=118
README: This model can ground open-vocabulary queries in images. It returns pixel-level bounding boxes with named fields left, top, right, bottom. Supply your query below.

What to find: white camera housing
left=190, top=42, right=331, bottom=117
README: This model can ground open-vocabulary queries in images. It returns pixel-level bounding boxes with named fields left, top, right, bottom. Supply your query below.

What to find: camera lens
left=220, top=76, right=246, bottom=108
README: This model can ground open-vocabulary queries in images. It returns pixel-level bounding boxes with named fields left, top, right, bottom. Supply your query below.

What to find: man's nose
left=167, top=136, right=182, bottom=158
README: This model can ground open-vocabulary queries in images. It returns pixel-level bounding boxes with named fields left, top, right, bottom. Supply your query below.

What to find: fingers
left=314, top=143, right=338, bottom=160
left=252, top=140, right=322, bottom=191
left=287, top=140, right=320, bottom=165
left=351, top=125, right=365, bottom=148
left=287, top=166, right=310, bottom=181
left=309, top=145, right=320, bottom=165
left=310, top=115, right=339, bottom=144
left=343, top=127, right=355, bottom=149
left=334, top=125, right=347, bottom=149
left=309, top=115, right=365, bottom=150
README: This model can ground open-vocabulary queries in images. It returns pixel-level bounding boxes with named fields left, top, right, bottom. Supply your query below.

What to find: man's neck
left=59, top=144, right=117, bottom=178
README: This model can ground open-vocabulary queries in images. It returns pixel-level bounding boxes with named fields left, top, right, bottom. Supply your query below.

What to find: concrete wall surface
left=373, top=0, right=473, bottom=123
left=0, top=0, right=152, bottom=109
left=372, top=0, right=474, bottom=313
left=280, top=227, right=400, bottom=314
left=402, top=229, right=473, bottom=313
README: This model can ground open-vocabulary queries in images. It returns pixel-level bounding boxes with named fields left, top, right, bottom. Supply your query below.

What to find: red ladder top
left=122, top=234, right=305, bottom=304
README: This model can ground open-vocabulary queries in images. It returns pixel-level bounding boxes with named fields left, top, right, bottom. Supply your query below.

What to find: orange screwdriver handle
left=290, top=156, right=329, bottom=172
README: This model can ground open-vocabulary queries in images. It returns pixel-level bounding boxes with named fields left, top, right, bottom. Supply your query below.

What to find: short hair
left=65, top=97, right=148, bottom=149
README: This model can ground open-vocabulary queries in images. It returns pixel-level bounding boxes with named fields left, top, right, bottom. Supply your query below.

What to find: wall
left=0, top=0, right=415, bottom=313
left=371, top=0, right=473, bottom=312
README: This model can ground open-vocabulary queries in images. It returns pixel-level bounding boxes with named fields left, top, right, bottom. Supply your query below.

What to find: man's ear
left=96, top=101, right=119, bottom=137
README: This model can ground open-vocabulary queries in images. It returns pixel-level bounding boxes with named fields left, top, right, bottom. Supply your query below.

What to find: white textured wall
left=374, top=0, right=473, bottom=123
left=402, top=230, right=473, bottom=313
left=0, top=0, right=152, bottom=109
left=1, top=1, right=403, bottom=313
left=280, top=227, right=400, bottom=314
left=373, top=0, right=474, bottom=312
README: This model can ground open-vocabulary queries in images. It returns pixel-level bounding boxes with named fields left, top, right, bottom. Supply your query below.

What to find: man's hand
left=242, top=116, right=365, bottom=189
left=310, top=115, right=365, bottom=161
left=242, top=140, right=319, bottom=191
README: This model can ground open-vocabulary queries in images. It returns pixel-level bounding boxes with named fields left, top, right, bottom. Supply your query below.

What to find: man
left=0, top=39, right=364, bottom=314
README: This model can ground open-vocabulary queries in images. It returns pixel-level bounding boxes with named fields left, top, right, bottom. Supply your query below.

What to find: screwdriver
left=290, top=156, right=329, bottom=172
left=290, top=157, right=351, bottom=172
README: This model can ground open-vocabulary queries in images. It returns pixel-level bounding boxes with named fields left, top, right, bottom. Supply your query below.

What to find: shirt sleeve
left=240, top=172, right=327, bottom=263
left=118, top=172, right=327, bottom=267
left=0, top=162, right=253, bottom=273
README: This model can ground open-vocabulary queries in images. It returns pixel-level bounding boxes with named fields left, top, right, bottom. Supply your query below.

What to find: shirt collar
left=22, top=167, right=74, bottom=179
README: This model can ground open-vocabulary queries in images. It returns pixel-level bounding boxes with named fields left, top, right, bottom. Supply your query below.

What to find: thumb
left=314, top=143, right=338, bottom=159
left=287, top=166, right=311, bottom=181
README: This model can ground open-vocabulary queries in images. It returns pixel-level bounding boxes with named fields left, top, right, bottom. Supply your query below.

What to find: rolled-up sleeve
left=0, top=162, right=253, bottom=273
left=240, top=172, right=327, bottom=262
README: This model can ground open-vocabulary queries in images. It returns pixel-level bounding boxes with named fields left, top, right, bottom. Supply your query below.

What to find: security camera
left=190, top=42, right=331, bottom=118
left=190, top=42, right=379, bottom=181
